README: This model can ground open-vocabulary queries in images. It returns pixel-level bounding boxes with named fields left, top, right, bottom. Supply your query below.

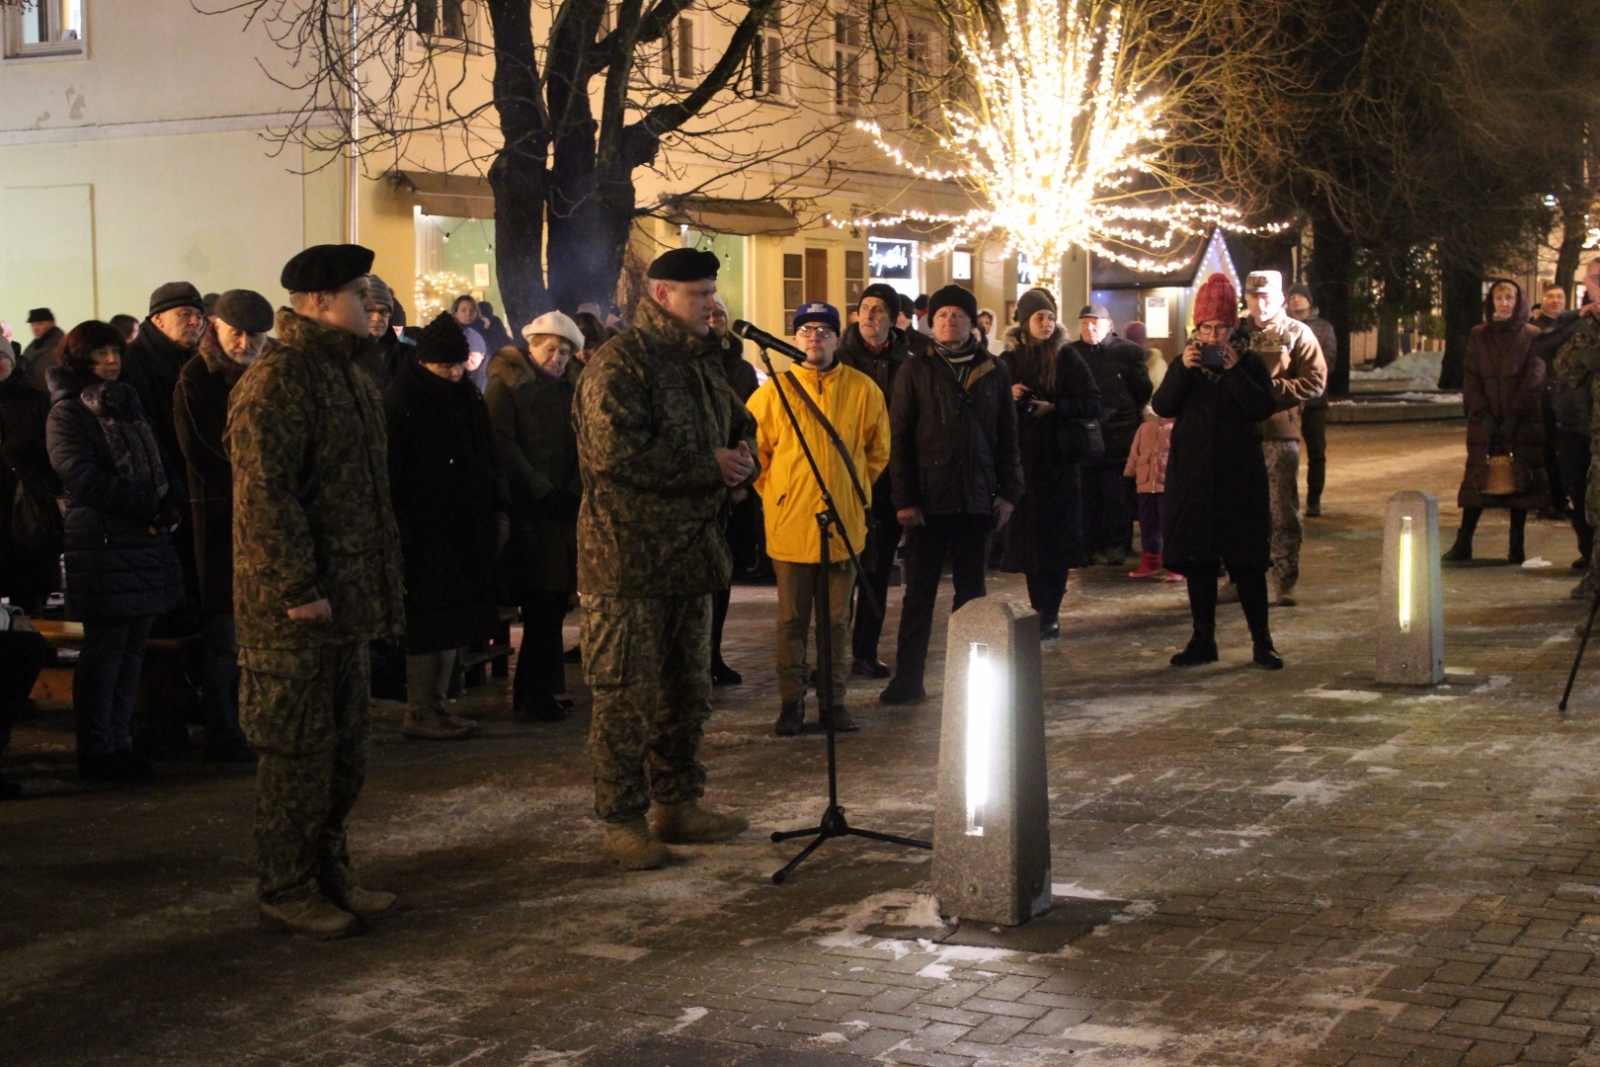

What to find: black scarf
left=80, top=380, right=168, bottom=499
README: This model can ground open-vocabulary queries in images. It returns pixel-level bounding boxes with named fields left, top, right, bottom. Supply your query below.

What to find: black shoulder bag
left=783, top=371, right=880, bottom=561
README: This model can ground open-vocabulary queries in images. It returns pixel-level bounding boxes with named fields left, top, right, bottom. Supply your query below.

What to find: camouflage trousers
left=239, top=643, right=370, bottom=905
left=582, top=593, right=713, bottom=824
left=1263, top=440, right=1303, bottom=595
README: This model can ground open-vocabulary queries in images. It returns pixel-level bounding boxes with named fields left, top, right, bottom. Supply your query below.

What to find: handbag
left=1057, top=416, right=1105, bottom=464
left=783, top=371, right=880, bottom=561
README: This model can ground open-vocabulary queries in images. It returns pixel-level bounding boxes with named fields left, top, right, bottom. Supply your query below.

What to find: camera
left=1200, top=343, right=1227, bottom=370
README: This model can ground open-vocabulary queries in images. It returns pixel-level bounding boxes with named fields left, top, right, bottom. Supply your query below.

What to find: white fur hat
left=521, top=311, right=585, bottom=352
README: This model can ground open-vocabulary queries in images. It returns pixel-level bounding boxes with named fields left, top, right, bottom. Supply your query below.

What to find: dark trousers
left=0, top=630, right=49, bottom=761
left=75, top=616, right=154, bottom=761
left=1081, top=460, right=1128, bottom=553
left=894, top=513, right=992, bottom=686
left=200, top=613, right=247, bottom=751
left=1181, top=561, right=1271, bottom=644
left=1303, top=405, right=1328, bottom=503
left=1025, top=572, right=1068, bottom=625
left=515, top=591, right=570, bottom=706
left=1557, top=430, right=1593, bottom=561
left=1456, top=506, right=1527, bottom=554
left=1136, top=492, right=1164, bottom=555
left=1545, top=396, right=1568, bottom=514
left=851, top=509, right=902, bottom=664
left=711, top=587, right=732, bottom=664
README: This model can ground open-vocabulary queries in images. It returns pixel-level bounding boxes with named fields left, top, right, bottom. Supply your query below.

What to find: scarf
left=79, top=380, right=168, bottom=500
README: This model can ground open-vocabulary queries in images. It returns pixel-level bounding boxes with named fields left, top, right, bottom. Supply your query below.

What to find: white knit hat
left=521, top=311, right=584, bottom=352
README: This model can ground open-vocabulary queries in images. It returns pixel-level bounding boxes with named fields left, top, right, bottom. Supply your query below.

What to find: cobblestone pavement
left=9, top=420, right=1600, bottom=1067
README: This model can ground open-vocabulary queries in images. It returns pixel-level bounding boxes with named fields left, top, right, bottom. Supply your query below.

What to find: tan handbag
left=1484, top=454, right=1517, bottom=496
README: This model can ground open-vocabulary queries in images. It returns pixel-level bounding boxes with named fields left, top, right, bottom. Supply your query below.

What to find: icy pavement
left=7, top=420, right=1600, bottom=1066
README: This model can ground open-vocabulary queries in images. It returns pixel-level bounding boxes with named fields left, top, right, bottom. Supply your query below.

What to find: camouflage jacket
left=574, top=297, right=758, bottom=597
left=227, top=310, right=405, bottom=648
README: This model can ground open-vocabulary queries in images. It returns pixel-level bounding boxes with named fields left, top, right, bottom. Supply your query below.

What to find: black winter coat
left=890, top=337, right=1024, bottom=516
left=1070, top=333, right=1151, bottom=461
left=123, top=321, right=196, bottom=485
left=22, top=326, right=63, bottom=394
left=1152, top=352, right=1278, bottom=573
left=1000, top=326, right=1101, bottom=576
left=46, top=367, right=186, bottom=621
left=173, top=336, right=245, bottom=616
left=0, top=369, right=62, bottom=605
left=485, top=348, right=581, bottom=597
left=384, top=355, right=509, bottom=652
left=716, top=333, right=759, bottom=402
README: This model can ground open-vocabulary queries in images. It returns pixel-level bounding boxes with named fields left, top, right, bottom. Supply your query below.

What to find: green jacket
left=574, top=298, right=757, bottom=597
left=227, top=310, right=406, bottom=648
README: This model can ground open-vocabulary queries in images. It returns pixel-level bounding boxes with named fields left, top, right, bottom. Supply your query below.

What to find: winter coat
left=748, top=359, right=890, bottom=565
left=1551, top=312, right=1600, bottom=436
left=1124, top=414, right=1174, bottom=494
left=227, top=309, right=406, bottom=649
left=22, top=326, right=63, bottom=394
left=173, top=333, right=247, bottom=616
left=123, top=321, right=197, bottom=484
left=385, top=354, right=509, bottom=652
left=889, top=335, right=1024, bottom=516
left=1294, top=313, right=1337, bottom=411
left=1458, top=280, right=1549, bottom=510
left=1231, top=312, right=1326, bottom=440
left=486, top=347, right=581, bottom=598
left=999, top=325, right=1100, bottom=576
left=836, top=322, right=912, bottom=509
left=1151, top=349, right=1279, bottom=572
left=46, top=367, right=187, bottom=621
left=1068, top=333, right=1151, bottom=460
left=0, top=368, right=62, bottom=604
left=716, top=332, right=759, bottom=402
left=574, top=298, right=758, bottom=597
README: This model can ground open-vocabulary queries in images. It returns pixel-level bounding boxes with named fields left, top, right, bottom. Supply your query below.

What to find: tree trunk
left=1308, top=207, right=1356, bottom=398
left=1438, top=260, right=1481, bottom=391
left=1556, top=208, right=1588, bottom=305
left=487, top=0, right=551, bottom=331
left=1374, top=260, right=1405, bottom=368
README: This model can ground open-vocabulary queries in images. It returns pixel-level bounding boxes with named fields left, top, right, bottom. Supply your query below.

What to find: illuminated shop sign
left=868, top=238, right=915, bottom=279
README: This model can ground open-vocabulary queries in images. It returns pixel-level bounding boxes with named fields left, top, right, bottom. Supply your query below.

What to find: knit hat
left=860, top=283, right=901, bottom=314
left=366, top=274, right=395, bottom=313
left=647, top=247, right=720, bottom=282
left=1192, top=273, right=1240, bottom=327
left=1286, top=282, right=1314, bottom=304
left=280, top=244, right=375, bottom=293
left=149, top=281, right=206, bottom=317
left=1014, top=287, right=1057, bottom=326
left=1124, top=321, right=1148, bottom=345
left=212, top=290, right=275, bottom=334
left=521, top=311, right=585, bottom=352
left=416, top=312, right=470, bottom=365
left=926, top=284, right=978, bottom=323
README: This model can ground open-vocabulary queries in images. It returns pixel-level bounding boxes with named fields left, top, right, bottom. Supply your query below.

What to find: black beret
left=859, top=283, right=901, bottom=313
left=647, top=247, right=721, bottom=282
left=416, top=312, right=470, bottom=365
left=213, top=289, right=276, bottom=334
left=280, top=244, right=376, bottom=294
left=149, top=281, right=205, bottom=316
left=927, top=284, right=978, bottom=323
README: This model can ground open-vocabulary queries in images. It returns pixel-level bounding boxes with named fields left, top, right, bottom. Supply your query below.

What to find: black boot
left=711, top=656, right=743, bottom=686
left=1509, top=509, right=1527, bottom=565
left=1251, top=640, right=1284, bottom=670
left=774, top=699, right=804, bottom=737
left=1170, top=628, right=1218, bottom=667
left=1441, top=534, right=1473, bottom=563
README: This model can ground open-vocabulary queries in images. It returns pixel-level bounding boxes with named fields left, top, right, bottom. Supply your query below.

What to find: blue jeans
left=75, top=616, right=154, bottom=760
left=201, top=613, right=248, bottom=751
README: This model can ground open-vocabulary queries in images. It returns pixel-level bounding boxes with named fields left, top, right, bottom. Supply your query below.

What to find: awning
left=394, top=169, right=495, bottom=219
left=665, top=197, right=798, bottom=236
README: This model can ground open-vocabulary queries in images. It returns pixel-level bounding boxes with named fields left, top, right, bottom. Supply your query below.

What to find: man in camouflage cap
left=574, top=246, right=759, bottom=869
left=227, top=244, right=406, bottom=938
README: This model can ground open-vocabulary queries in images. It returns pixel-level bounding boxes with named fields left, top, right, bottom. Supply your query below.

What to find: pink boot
left=1128, top=552, right=1164, bottom=579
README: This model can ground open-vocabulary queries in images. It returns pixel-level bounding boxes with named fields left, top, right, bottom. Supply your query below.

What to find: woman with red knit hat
left=1151, top=273, right=1283, bottom=669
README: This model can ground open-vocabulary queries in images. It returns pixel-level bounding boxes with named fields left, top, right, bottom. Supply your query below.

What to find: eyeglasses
left=1195, top=323, right=1230, bottom=337
left=796, top=325, right=836, bottom=338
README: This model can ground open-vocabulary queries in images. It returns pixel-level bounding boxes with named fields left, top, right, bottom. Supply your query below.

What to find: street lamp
left=1377, top=490, right=1444, bottom=685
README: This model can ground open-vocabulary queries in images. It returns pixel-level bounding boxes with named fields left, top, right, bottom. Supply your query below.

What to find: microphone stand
left=749, top=341, right=931, bottom=884
left=1560, top=586, right=1600, bottom=714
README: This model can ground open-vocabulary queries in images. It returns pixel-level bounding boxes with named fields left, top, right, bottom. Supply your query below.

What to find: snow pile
left=1352, top=349, right=1442, bottom=389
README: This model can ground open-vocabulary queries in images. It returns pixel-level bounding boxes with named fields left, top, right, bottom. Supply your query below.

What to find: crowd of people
left=0, top=237, right=1354, bottom=935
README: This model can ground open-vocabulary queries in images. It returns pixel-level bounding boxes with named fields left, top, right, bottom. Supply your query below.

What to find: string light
left=835, top=0, right=1288, bottom=275
left=415, top=270, right=472, bottom=322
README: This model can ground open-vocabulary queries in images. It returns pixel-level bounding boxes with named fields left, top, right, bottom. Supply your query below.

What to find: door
left=804, top=248, right=829, bottom=305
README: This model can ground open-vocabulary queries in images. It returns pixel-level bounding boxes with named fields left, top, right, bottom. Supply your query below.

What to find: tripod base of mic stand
left=770, top=805, right=932, bottom=885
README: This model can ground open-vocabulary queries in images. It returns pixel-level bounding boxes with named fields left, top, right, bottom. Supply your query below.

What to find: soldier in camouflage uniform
left=575, top=247, right=759, bottom=869
left=228, top=244, right=406, bottom=938
left=1552, top=296, right=1600, bottom=604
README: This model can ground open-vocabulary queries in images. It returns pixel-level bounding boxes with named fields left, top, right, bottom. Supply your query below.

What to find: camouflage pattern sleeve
left=576, top=354, right=725, bottom=495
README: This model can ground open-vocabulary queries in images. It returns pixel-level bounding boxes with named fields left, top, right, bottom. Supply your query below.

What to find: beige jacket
left=1239, top=311, right=1327, bottom=440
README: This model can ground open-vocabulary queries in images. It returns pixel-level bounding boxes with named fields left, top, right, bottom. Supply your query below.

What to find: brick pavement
left=7, top=421, right=1600, bottom=1066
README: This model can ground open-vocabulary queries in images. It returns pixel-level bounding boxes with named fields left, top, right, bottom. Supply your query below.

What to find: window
left=833, top=11, right=863, bottom=112
left=748, top=5, right=783, bottom=98
left=662, top=14, right=695, bottom=80
left=906, top=23, right=934, bottom=125
left=416, top=0, right=489, bottom=49
left=4, top=0, right=85, bottom=59
left=782, top=254, right=804, bottom=333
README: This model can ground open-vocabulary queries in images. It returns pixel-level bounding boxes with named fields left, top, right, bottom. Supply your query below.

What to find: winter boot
left=650, top=800, right=749, bottom=844
left=1169, top=628, right=1219, bottom=667
left=323, top=875, right=397, bottom=917
left=402, top=701, right=476, bottom=740
left=878, top=677, right=927, bottom=705
left=1039, top=616, right=1061, bottom=640
left=1128, top=553, right=1164, bottom=579
left=601, top=818, right=671, bottom=870
left=711, top=656, right=743, bottom=686
left=1441, top=533, right=1474, bottom=563
left=821, top=703, right=859, bottom=732
left=774, top=699, right=805, bottom=737
left=1508, top=528, right=1526, bottom=566
left=1305, top=496, right=1322, bottom=517
left=1251, top=642, right=1285, bottom=670
left=260, top=890, right=359, bottom=940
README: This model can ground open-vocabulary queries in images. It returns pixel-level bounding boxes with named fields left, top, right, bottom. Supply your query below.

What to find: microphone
left=731, top=319, right=807, bottom=364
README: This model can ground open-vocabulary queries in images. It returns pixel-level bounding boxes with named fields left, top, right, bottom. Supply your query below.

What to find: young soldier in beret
left=227, top=245, right=406, bottom=938
left=574, top=245, right=759, bottom=869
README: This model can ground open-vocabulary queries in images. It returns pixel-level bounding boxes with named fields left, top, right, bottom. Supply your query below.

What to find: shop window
left=4, top=0, right=85, bottom=59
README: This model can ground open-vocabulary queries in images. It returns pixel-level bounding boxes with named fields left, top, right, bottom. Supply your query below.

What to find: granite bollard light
left=931, top=598, right=1052, bottom=926
left=1376, top=490, right=1444, bottom=686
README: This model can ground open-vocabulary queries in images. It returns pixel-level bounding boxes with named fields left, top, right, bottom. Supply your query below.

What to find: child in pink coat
left=1124, top=407, right=1179, bottom=580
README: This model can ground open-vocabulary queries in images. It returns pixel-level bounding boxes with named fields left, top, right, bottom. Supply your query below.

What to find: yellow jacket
left=748, top=360, right=891, bottom=565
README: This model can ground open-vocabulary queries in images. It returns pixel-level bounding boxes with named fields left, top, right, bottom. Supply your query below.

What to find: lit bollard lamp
left=932, top=598, right=1052, bottom=926
left=1376, top=490, right=1444, bottom=686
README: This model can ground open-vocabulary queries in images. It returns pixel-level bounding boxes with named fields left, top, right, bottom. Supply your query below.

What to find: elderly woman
left=1000, top=287, right=1101, bottom=638
left=1442, top=279, right=1548, bottom=563
left=1152, top=274, right=1282, bottom=669
left=487, top=312, right=585, bottom=721
left=46, top=321, right=186, bottom=780
left=384, top=313, right=509, bottom=740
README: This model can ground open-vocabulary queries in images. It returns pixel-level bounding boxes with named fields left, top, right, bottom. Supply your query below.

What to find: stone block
left=1376, top=489, right=1444, bottom=685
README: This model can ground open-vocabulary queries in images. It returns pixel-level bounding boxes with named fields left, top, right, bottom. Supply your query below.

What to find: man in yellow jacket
left=748, top=302, right=891, bottom=737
